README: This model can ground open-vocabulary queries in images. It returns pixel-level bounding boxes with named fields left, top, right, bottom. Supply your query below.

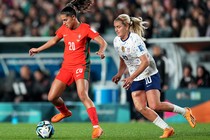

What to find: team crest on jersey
left=121, top=46, right=125, bottom=52
left=77, top=34, right=81, bottom=42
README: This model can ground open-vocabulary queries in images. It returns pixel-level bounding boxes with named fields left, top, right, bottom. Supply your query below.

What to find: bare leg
left=49, top=79, right=72, bottom=123
left=75, top=79, right=94, bottom=108
left=48, top=79, right=66, bottom=106
left=146, top=89, right=185, bottom=115
left=147, top=89, right=196, bottom=128
left=132, top=91, right=158, bottom=121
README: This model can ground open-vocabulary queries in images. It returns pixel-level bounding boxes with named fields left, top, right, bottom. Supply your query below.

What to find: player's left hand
left=122, top=77, right=134, bottom=90
left=96, top=51, right=105, bottom=59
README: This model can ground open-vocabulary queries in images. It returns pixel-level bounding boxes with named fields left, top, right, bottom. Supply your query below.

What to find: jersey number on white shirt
left=122, top=55, right=128, bottom=60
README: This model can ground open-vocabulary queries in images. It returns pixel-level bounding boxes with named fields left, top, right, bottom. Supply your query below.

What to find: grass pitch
left=0, top=122, right=209, bottom=140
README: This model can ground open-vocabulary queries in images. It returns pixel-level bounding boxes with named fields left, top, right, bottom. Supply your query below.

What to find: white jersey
left=113, top=32, right=158, bottom=81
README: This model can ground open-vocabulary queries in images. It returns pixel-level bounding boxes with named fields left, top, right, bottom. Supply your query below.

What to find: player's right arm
left=29, top=36, right=61, bottom=56
left=112, top=57, right=127, bottom=84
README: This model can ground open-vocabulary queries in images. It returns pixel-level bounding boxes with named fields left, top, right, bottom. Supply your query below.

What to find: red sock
left=55, top=103, right=69, bottom=114
left=87, top=107, right=99, bottom=126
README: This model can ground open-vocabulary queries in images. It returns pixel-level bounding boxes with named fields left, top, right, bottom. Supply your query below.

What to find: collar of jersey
left=121, top=32, right=130, bottom=42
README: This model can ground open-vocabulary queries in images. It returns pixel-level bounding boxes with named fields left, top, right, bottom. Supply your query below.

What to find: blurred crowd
left=180, top=64, right=210, bottom=89
left=151, top=45, right=210, bottom=89
left=0, top=65, right=79, bottom=102
left=0, top=66, right=51, bottom=102
left=0, top=0, right=210, bottom=38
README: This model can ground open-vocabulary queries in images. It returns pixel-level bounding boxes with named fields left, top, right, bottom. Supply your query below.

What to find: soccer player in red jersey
left=29, top=0, right=106, bottom=139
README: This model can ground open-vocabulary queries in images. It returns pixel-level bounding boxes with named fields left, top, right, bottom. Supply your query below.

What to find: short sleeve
left=86, top=25, right=99, bottom=39
left=55, top=25, right=64, bottom=39
left=133, top=35, right=147, bottom=57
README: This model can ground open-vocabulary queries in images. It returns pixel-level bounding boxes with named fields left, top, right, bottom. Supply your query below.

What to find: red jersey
left=56, top=23, right=99, bottom=68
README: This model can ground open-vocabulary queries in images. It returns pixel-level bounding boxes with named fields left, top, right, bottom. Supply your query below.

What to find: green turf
left=0, top=122, right=209, bottom=140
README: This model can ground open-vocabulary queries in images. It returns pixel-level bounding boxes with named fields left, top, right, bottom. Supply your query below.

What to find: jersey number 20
left=68, top=42, right=76, bottom=51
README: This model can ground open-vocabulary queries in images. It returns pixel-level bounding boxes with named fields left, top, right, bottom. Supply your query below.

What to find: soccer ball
left=36, top=120, right=54, bottom=139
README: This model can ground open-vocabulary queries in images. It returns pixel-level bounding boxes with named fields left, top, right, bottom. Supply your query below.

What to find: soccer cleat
left=51, top=110, right=72, bottom=123
left=160, top=127, right=175, bottom=138
left=184, top=107, right=196, bottom=128
left=92, top=126, right=103, bottom=139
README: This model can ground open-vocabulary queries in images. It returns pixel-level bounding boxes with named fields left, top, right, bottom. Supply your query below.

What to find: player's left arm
left=130, top=35, right=149, bottom=79
left=130, top=54, right=150, bottom=79
left=122, top=54, right=149, bottom=89
left=94, top=35, right=107, bottom=59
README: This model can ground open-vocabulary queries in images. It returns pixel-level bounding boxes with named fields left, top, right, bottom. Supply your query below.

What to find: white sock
left=93, top=125, right=99, bottom=128
left=173, top=105, right=186, bottom=116
left=153, top=116, right=170, bottom=130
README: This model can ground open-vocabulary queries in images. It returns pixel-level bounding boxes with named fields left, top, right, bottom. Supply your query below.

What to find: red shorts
left=56, top=65, right=90, bottom=86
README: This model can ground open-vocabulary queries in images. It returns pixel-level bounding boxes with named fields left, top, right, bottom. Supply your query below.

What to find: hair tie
left=130, top=17, right=133, bottom=25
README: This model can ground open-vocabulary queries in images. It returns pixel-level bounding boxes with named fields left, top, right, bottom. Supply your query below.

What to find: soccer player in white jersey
left=112, top=14, right=196, bottom=138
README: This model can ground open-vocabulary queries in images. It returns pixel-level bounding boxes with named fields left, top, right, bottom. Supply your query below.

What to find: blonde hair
left=114, top=14, right=148, bottom=41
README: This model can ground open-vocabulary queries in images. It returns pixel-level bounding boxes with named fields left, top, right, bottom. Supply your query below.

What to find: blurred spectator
left=104, top=7, right=115, bottom=29
left=152, top=0, right=164, bottom=14
left=180, top=17, right=199, bottom=38
left=0, top=70, right=16, bottom=102
left=90, top=11, right=108, bottom=34
left=152, top=45, right=169, bottom=118
left=33, top=69, right=51, bottom=102
left=206, top=15, right=210, bottom=37
left=195, top=65, right=210, bottom=87
left=152, top=17, right=172, bottom=38
left=190, top=7, right=204, bottom=24
left=206, top=0, right=210, bottom=16
left=39, top=14, right=50, bottom=36
left=171, top=19, right=181, bottom=37
left=180, top=64, right=196, bottom=89
left=197, top=14, right=207, bottom=37
left=152, top=46, right=169, bottom=91
left=12, top=65, right=35, bottom=103
left=0, top=0, right=209, bottom=37
left=170, top=8, right=180, bottom=22
left=144, top=17, right=153, bottom=39
left=163, top=0, right=175, bottom=21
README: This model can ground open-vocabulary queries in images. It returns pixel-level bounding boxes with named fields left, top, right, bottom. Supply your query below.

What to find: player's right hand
left=29, top=48, right=39, bottom=56
left=112, top=74, right=121, bottom=84
left=96, top=51, right=105, bottom=59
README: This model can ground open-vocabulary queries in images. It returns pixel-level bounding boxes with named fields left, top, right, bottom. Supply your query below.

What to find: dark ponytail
left=61, top=0, right=93, bottom=16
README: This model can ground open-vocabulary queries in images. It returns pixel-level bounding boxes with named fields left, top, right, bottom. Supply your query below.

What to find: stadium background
left=0, top=0, right=210, bottom=124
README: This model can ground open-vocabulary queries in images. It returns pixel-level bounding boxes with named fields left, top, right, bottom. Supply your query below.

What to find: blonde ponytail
left=130, top=17, right=148, bottom=41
